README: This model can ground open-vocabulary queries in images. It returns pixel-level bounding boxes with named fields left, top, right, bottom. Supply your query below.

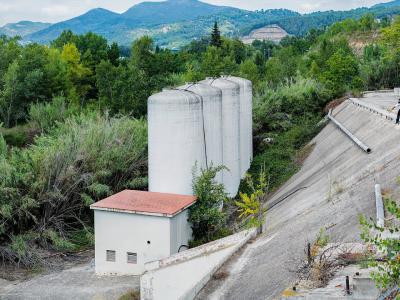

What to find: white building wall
left=169, top=209, right=192, bottom=254
left=94, top=210, right=171, bottom=275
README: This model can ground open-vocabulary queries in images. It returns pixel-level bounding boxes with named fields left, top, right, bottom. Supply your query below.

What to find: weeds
left=118, top=290, right=140, bottom=300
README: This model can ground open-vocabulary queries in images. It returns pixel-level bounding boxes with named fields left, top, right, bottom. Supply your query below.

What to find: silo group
left=148, top=76, right=253, bottom=198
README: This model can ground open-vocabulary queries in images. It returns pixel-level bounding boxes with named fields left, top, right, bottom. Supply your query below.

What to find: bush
left=29, top=95, right=77, bottom=132
left=360, top=198, right=400, bottom=290
left=189, top=165, right=228, bottom=245
left=0, top=124, right=37, bottom=147
left=0, top=113, right=148, bottom=263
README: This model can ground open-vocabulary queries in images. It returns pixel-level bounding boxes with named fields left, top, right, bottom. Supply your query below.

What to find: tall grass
left=0, top=113, right=147, bottom=265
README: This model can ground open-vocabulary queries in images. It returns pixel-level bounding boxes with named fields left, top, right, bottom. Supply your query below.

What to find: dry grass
left=118, top=290, right=140, bottom=300
left=212, top=270, right=230, bottom=280
left=295, top=143, right=316, bottom=166
left=324, top=97, right=347, bottom=113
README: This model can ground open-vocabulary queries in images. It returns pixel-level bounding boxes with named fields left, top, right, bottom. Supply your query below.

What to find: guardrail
left=328, top=110, right=371, bottom=153
left=362, top=89, right=393, bottom=96
left=350, top=98, right=396, bottom=123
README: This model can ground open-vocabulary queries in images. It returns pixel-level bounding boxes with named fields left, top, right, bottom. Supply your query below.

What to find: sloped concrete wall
left=198, top=93, right=400, bottom=299
left=140, top=229, right=256, bottom=300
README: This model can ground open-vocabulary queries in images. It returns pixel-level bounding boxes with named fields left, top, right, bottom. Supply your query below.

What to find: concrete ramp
left=197, top=93, right=400, bottom=299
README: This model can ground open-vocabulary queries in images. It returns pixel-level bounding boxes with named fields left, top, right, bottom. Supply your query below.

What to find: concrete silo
left=225, top=76, right=253, bottom=177
left=148, top=89, right=207, bottom=195
left=178, top=83, right=224, bottom=184
left=201, top=78, right=241, bottom=197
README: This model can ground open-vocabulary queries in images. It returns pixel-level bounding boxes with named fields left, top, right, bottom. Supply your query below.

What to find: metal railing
left=350, top=98, right=396, bottom=123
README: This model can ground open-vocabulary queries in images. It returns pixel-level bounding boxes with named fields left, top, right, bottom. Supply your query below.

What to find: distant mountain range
left=0, top=21, right=51, bottom=37
left=373, top=0, right=400, bottom=8
left=1, top=0, right=400, bottom=48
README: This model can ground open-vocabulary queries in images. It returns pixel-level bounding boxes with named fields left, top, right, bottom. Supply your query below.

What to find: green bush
left=29, top=95, right=77, bottom=133
left=0, top=113, right=148, bottom=262
left=360, top=198, right=400, bottom=290
left=189, top=165, right=228, bottom=245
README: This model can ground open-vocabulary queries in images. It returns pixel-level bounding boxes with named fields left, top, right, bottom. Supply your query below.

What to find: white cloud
left=0, top=0, right=394, bottom=26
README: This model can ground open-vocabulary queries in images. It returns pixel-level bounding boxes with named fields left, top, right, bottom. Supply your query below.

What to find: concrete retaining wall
left=140, top=229, right=257, bottom=300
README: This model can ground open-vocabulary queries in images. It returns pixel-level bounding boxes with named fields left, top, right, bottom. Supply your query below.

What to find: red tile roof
left=90, top=190, right=197, bottom=217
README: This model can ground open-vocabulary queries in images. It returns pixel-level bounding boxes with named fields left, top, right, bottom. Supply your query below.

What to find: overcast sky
left=0, top=0, right=392, bottom=26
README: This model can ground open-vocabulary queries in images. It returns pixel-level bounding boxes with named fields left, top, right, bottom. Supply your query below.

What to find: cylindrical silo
left=178, top=83, right=224, bottom=184
left=200, top=78, right=241, bottom=197
left=148, top=89, right=207, bottom=195
left=224, top=76, right=253, bottom=177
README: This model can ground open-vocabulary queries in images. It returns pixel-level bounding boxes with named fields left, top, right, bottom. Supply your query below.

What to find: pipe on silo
left=224, top=76, right=253, bottom=177
left=178, top=83, right=224, bottom=185
left=148, top=89, right=207, bottom=195
left=201, top=78, right=241, bottom=197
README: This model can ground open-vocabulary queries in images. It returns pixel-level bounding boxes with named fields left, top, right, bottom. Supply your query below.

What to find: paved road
left=197, top=93, right=400, bottom=299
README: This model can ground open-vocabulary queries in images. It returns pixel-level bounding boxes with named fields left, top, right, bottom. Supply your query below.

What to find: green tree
left=61, top=43, right=91, bottom=106
left=210, top=22, right=222, bottom=48
left=189, top=166, right=228, bottom=244
left=0, top=61, right=19, bottom=127
left=201, top=46, right=237, bottom=77
left=96, top=60, right=149, bottom=116
left=381, top=16, right=400, bottom=50
left=359, top=13, right=376, bottom=32
left=240, top=59, right=260, bottom=87
left=108, top=42, right=120, bottom=66
left=131, top=36, right=155, bottom=76
left=322, top=48, right=360, bottom=94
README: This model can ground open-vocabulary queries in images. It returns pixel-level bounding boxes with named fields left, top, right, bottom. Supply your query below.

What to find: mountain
left=25, top=0, right=297, bottom=47
left=271, top=4, right=400, bottom=36
left=372, top=0, right=400, bottom=8
left=121, top=0, right=241, bottom=26
left=0, top=21, right=51, bottom=37
left=16, top=0, right=400, bottom=48
left=27, top=8, right=119, bottom=43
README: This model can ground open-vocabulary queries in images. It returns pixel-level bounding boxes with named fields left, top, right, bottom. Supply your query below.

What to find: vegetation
left=2, top=11, right=400, bottom=266
left=236, top=169, right=268, bottom=229
left=189, top=166, right=229, bottom=246
left=360, top=198, right=400, bottom=290
left=4, top=0, right=400, bottom=49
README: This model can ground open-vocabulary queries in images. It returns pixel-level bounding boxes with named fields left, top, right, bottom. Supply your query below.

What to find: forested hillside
left=3, top=0, right=397, bottom=48
left=1, top=13, right=400, bottom=268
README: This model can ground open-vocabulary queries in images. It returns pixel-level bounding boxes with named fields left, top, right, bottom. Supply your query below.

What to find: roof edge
left=90, top=201, right=196, bottom=218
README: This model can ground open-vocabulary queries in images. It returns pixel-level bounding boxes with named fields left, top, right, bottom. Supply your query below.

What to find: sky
left=0, top=0, right=393, bottom=26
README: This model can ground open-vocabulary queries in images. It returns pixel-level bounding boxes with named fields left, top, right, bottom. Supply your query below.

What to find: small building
left=90, top=190, right=196, bottom=276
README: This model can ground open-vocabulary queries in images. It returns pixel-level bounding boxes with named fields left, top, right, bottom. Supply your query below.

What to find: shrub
left=0, top=113, right=148, bottom=263
left=29, top=95, right=77, bottom=132
left=360, top=198, right=400, bottom=290
left=189, top=165, right=228, bottom=245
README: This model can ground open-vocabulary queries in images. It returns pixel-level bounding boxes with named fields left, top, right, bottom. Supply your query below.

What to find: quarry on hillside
left=197, top=91, right=400, bottom=299
left=242, top=25, right=289, bottom=44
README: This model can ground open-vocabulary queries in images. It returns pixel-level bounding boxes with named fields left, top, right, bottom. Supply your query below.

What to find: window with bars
left=127, top=252, right=137, bottom=264
left=106, top=250, right=116, bottom=262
